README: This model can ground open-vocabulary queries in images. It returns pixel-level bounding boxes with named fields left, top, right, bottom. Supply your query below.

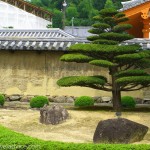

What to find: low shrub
left=30, top=96, right=49, bottom=108
left=74, top=96, right=94, bottom=107
left=0, top=94, right=5, bottom=106
left=121, top=96, right=136, bottom=108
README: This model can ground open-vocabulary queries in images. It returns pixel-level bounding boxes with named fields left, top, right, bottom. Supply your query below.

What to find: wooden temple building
left=121, top=0, right=150, bottom=38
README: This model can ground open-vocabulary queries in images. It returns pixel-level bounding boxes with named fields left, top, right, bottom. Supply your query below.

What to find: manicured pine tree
left=57, top=8, right=150, bottom=111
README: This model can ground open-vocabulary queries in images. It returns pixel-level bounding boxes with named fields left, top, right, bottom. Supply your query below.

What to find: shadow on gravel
left=66, top=105, right=150, bottom=113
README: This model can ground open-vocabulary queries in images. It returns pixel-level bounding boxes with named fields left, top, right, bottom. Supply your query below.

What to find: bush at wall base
left=121, top=96, right=136, bottom=108
left=30, top=96, right=49, bottom=108
left=74, top=96, right=94, bottom=107
left=0, top=94, right=5, bottom=106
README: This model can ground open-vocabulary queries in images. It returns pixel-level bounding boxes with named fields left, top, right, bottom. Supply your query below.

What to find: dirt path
left=0, top=109, right=150, bottom=143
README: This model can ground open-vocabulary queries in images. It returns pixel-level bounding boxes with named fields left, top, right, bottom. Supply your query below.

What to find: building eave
left=120, top=0, right=150, bottom=11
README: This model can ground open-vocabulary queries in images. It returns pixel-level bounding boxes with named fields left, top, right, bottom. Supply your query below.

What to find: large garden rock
left=40, top=104, right=69, bottom=125
left=93, top=118, right=148, bottom=143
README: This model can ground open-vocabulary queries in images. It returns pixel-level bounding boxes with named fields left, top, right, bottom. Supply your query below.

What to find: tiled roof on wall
left=0, top=29, right=74, bottom=38
left=0, top=29, right=88, bottom=51
left=0, top=39, right=88, bottom=51
left=122, top=38, right=150, bottom=49
left=120, top=0, right=150, bottom=11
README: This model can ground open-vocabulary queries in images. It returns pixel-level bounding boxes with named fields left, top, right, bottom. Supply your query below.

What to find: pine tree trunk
left=111, top=67, right=122, bottom=112
left=112, top=86, right=122, bottom=112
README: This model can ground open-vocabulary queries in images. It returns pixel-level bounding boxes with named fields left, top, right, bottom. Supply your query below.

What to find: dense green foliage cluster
left=121, top=96, right=136, bottom=108
left=0, top=94, right=5, bottom=106
left=30, top=0, right=129, bottom=27
left=30, top=96, right=49, bottom=108
left=74, top=96, right=94, bottom=107
left=57, top=8, right=150, bottom=111
left=0, top=125, right=150, bottom=150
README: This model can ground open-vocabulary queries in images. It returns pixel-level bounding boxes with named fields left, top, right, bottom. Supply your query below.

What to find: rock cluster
left=40, top=104, right=69, bottom=125
left=3, top=94, right=150, bottom=104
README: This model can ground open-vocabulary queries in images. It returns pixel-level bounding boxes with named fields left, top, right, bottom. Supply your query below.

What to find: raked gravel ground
left=0, top=109, right=150, bottom=144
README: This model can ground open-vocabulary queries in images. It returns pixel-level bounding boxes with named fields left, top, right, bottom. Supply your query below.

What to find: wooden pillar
left=141, top=8, right=150, bottom=38
left=142, top=19, right=150, bottom=38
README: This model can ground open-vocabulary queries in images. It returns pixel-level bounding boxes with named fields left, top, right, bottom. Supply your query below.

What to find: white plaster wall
left=0, top=1, right=51, bottom=29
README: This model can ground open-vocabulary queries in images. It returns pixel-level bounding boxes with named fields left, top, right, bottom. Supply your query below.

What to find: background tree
left=104, top=0, right=116, bottom=9
left=57, top=8, right=150, bottom=111
left=93, top=0, right=106, bottom=10
left=30, top=0, right=127, bottom=27
left=66, top=5, right=78, bottom=20
left=52, top=9, right=63, bottom=28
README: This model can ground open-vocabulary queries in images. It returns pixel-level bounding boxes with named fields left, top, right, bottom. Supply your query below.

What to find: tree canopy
left=57, top=8, right=150, bottom=111
left=30, top=0, right=129, bottom=28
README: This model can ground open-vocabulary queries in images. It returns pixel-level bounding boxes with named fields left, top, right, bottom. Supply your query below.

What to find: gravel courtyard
left=0, top=109, right=150, bottom=144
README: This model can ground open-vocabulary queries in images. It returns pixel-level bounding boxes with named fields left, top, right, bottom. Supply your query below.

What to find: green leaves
left=116, top=70, right=149, bottom=78
left=57, top=76, right=107, bottom=87
left=90, top=60, right=115, bottom=68
left=92, top=39, right=118, bottom=45
left=116, top=76, right=150, bottom=86
left=88, top=28, right=103, bottom=34
left=60, top=54, right=93, bottom=63
left=135, top=58, right=150, bottom=69
left=99, top=8, right=118, bottom=17
left=113, top=24, right=132, bottom=33
left=87, top=35, right=100, bottom=41
left=69, top=44, right=140, bottom=55
left=99, top=32, right=134, bottom=42
left=115, top=52, right=150, bottom=62
left=92, top=23, right=110, bottom=29
left=115, top=12, right=126, bottom=18
left=89, top=23, right=111, bottom=34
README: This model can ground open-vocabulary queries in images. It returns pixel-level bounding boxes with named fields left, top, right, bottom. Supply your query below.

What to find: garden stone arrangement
left=4, top=94, right=150, bottom=104
left=93, top=118, right=149, bottom=144
left=40, top=104, right=69, bottom=125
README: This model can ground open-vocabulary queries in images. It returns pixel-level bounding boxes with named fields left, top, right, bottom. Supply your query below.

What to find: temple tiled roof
left=120, top=0, right=150, bottom=11
left=0, top=29, right=88, bottom=51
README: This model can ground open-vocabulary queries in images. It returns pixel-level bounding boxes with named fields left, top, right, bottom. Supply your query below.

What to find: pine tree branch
left=86, top=85, right=112, bottom=91
left=121, top=84, right=138, bottom=90
left=122, top=64, right=134, bottom=71
left=122, top=84, right=150, bottom=91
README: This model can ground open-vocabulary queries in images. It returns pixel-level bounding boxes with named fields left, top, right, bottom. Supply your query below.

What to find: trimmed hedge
left=30, top=96, right=49, bottom=108
left=0, top=94, right=5, bottom=106
left=116, top=76, right=150, bottom=86
left=57, top=76, right=106, bottom=87
left=69, top=44, right=140, bottom=55
left=75, top=96, right=94, bottom=107
left=60, top=54, right=93, bottom=63
left=0, top=125, right=149, bottom=150
left=121, top=96, right=136, bottom=108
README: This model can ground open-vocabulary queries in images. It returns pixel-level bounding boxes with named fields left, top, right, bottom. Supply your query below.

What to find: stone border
left=3, top=94, right=150, bottom=104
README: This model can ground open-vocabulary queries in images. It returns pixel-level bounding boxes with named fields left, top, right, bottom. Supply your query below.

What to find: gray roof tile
left=120, top=0, right=150, bottom=11
left=0, top=29, right=74, bottom=38
left=0, top=29, right=88, bottom=51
